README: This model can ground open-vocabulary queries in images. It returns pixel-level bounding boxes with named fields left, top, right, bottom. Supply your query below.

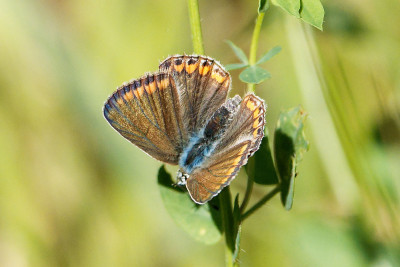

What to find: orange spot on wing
left=123, top=90, right=133, bottom=101
left=149, top=81, right=157, bottom=93
left=134, top=85, right=144, bottom=98
left=253, top=129, right=259, bottom=138
left=185, top=62, right=198, bottom=74
left=145, top=82, right=156, bottom=94
left=253, top=119, right=260, bottom=129
left=253, top=108, right=260, bottom=118
left=174, top=64, right=184, bottom=73
left=246, top=99, right=256, bottom=111
left=211, top=71, right=226, bottom=83
left=200, top=65, right=210, bottom=76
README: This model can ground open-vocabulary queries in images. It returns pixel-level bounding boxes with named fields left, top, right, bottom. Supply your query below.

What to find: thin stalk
left=186, top=1, right=237, bottom=264
left=219, top=188, right=234, bottom=267
left=242, top=185, right=280, bottom=221
left=187, top=0, right=204, bottom=55
left=241, top=10, right=266, bottom=213
left=247, top=12, right=265, bottom=93
left=240, top=176, right=254, bottom=214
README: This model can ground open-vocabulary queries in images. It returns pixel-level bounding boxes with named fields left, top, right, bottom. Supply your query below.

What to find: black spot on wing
left=175, top=58, right=182, bottom=65
left=187, top=57, right=196, bottom=65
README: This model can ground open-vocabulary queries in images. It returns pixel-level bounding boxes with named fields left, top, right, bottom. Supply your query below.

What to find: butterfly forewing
left=159, top=55, right=231, bottom=133
left=103, top=73, right=186, bottom=164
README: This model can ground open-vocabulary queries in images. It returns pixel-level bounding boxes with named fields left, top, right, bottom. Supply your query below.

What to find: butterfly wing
left=103, top=73, right=186, bottom=164
left=186, top=141, right=252, bottom=204
left=159, top=55, right=231, bottom=133
left=217, top=93, right=266, bottom=156
left=186, top=93, right=266, bottom=204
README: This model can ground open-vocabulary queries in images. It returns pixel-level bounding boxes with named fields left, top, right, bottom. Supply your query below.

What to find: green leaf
left=158, top=166, right=222, bottom=244
left=245, top=128, right=279, bottom=185
left=274, top=0, right=301, bottom=18
left=225, top=40, right=249, bottom=64
left=232, top=194, right=241, bottom=234
left=274, top=106, right=309, bottom=210
left=258, top=0, right=270, bottom=13
left=232, top=195, right=242, bottom=263
left=256, top=46, right=282, bottom=65
left=239, top=65, right=271, bottom=84
left=225, top=63, right=248, bottom=71
left=273, top=0, right=324, bottom=30
left=300, top=0, right=324, bottom=30
left=233, top=225, right=242, bottom=263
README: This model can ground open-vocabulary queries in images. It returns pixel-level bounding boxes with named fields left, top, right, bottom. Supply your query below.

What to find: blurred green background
left=0, top=0, right=399, bottom=266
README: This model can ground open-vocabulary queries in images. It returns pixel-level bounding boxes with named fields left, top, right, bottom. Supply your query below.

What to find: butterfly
left=103, top=55, right=265, bottom=204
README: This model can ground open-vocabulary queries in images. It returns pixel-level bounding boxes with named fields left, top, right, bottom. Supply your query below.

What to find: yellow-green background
left=1, top=0, right=399, bottom=266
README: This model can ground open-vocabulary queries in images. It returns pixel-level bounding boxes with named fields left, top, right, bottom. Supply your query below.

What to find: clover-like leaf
left=258, top=0, right=270, bottom=13
left=226, top=40, right=249, bottom=64
left=300, top=0, right=324, bottom=30
left=225, top=63, right=248, bottom=71
left=273, top=0, right=324, bottom=30
left=274, top=106, right=309, bottom=210
left=245, top=128, right=279, bottom=185
left=256, top=46, right=282, bottom=65
left=274, top=0, right=301, bottom=18
left=239, top=65, right=271, bottom=84
left=158, top=166, right=222, bottom=244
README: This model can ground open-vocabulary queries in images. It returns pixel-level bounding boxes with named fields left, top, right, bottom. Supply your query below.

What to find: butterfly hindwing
left=159, top=55, right=231, bottom=133
left=186, top=141, right=251, bottom=204
left=103, top=73, right=186, bottom=164
left=185, top=93, right=266, bottom=204
left=217, top=93, right=266, bottom=156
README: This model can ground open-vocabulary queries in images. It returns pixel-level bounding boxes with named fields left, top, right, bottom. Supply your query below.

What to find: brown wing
left=186, top=141, right=251, bottom=204
left=103, top=73, right=186, bottom=164
left=217, top=93, right=266, bottom=156
left=159, top=55, right=231, bottom=134
left=185, top=93, right=266, bottom=204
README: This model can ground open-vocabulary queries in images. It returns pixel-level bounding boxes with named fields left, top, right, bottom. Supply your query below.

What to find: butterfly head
left=176, top=169, right=189, bottom=186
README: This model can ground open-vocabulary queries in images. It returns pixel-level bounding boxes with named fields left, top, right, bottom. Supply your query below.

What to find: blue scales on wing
left=185, top=94, right=266, bottom=204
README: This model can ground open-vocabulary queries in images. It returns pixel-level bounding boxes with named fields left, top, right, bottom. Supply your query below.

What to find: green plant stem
left=187, top=0, right=204, bottom=55
left=187, top=1, right=236, bottom=264
left=219, top=188, right=234, bottom=267
left=240, top=174, right=253, bottom=214
left=240, top=10, right=266, bottom=213
left=247, top=11, right=265, bottom=92
left=241, top=185, right=281, bottom=220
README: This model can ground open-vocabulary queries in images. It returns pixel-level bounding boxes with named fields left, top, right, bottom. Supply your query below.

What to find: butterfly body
left=104, top=55, right=265, bottom=204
